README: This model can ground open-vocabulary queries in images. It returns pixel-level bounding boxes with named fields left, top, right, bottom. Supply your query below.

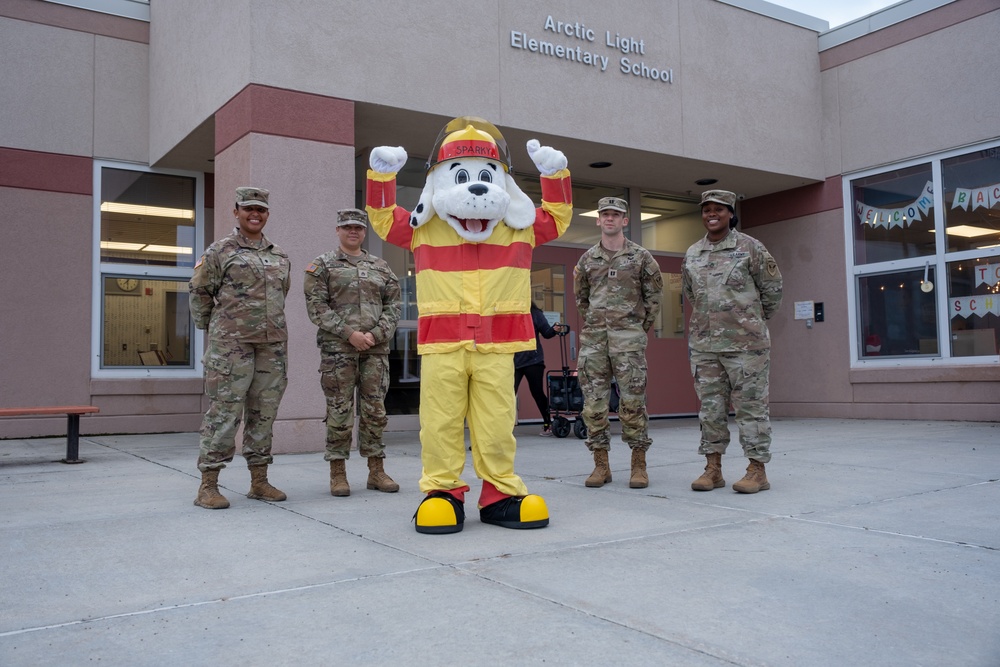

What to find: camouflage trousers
left=320, top=352, right=389, bottom=460
left=578, top=346, right=651, bottom=451
left=198, top=339, right=288, bottom=472
left=690, top=349, right=772, bottom=463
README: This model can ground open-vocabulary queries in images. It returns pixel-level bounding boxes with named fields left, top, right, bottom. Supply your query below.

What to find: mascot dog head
left=409, top=121, right=536, bottom=243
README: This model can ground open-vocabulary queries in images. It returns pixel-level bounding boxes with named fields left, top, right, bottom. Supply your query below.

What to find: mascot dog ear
left=410, top=178, right=435, bottom=229
left=503, top=174, right=536, bottom=230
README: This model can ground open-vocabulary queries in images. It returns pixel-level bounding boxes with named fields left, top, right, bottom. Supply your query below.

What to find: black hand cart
left=546, top=326, right=587, bottom=439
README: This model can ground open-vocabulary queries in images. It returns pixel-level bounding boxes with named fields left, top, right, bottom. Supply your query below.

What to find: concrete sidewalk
left=1, top=417, right=998, bottom=666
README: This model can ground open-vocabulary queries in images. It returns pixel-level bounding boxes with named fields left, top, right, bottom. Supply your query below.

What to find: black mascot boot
left=414, top=491, right=465, bottom=534
left=479, top=494, right=550, bottom=529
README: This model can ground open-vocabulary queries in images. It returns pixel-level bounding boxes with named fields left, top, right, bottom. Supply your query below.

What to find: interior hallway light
left=928, top=225, right=997, bottom=238
left=581, top=209, right=660, bottom=220
left=101, top=241, right=193, bottom=254
left=142, top=245, right=193, bottom=255
left=101, top=241, right=145, bottom=251
left=101, top=202, right=195, bottom=219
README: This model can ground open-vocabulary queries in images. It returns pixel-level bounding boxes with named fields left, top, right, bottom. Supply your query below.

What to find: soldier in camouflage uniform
left=574, top=196, right=663, bottom=489
left=189, top=187, right=291, bottom=509
left=304, top=209, right=402, bottom=497
left=682, top=190, right=783, bottom=494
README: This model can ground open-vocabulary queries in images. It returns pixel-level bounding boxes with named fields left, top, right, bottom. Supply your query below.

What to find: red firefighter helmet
left=425, top=116, right=513, bottom=172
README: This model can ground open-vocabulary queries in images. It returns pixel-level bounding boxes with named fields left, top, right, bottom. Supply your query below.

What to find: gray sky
left=767, top=0, right=901, bottom=27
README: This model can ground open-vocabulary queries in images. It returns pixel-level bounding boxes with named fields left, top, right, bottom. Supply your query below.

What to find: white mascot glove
left=526, top=139, right=567, bottom=176
left=370, top=146, right=408, bottom=174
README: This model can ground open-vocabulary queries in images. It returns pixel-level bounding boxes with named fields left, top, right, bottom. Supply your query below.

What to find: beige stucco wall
left=148, top=0, right=249, bottom=165
left=94, top=35, right=149, bottom=164
left=1, top=188, right=93, bottom=413
left=149, top=0, right=825, bottom=181
left=754, top=210, right=855, bottom=413
left=0, top=15, right=148, bottom=162
left=0, top=17, right=95, bottom=156
left=677, top=0, right=823, bottom=176
left=822, top=9, right=999, bottom=176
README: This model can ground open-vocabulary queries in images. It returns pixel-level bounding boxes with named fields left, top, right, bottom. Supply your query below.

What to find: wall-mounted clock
left=116, top=278, right=139, bottom=292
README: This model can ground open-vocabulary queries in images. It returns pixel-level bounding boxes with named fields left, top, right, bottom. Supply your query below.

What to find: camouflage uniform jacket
left=574, top=237, right=663, bottom=353
left=682, top=229, right=782, bottom=353
left=189, top=229, right=290, bottom=343
left=303, top=247, right=401, bottom=355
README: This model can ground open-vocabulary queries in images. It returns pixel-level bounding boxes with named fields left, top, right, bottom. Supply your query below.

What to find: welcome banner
left=950, top=294, right=1000, bottom=319
left=856, top=181, right=934, bottom=229
left=952, top=182, right=1000, bottom=211
left=949, top=265, right=999, bottom=319
left=973, top=263, right=1000, bottom=287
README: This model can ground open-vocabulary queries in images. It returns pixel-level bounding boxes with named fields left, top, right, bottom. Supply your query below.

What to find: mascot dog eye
left=453, top=166, right=495, bottom=185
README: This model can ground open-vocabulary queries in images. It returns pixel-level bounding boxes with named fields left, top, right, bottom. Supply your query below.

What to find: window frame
left=43, top=0, right=150, bottom=22
left=843, top=139, right=1000, bottom=368
left=90, top=160, right=205, bottom=378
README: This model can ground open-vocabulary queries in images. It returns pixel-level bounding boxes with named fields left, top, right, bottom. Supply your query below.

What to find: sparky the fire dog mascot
left=366, top=117, right=572, bottom=534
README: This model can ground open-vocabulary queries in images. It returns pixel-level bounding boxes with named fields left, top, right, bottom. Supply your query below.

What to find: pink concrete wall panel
left=0, top=188, right=94, bottom=423
left=212, top=93, right=356, bottom=453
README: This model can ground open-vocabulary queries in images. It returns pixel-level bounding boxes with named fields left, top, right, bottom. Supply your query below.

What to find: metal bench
left=0, top=406, right=100, bottom=463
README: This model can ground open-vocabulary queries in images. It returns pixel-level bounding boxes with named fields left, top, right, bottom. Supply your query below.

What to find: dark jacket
left=514, top=305, right=560, bottom=369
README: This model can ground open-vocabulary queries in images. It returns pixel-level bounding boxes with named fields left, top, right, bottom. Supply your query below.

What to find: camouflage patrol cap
left=700, top=190, right=737, bottom=208
left=235, top=187, right=269, bottom=208
left=597, top=196, right=628, bottom=213
left=336, top=208, right=369, bottom=228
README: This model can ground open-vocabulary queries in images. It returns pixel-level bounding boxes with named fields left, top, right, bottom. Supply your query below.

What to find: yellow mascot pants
left=418, top=349, right=528, bottom=499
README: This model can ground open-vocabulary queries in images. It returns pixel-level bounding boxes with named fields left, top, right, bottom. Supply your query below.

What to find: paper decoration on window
left=952, top=183, right=1000, bottom=211
left=855, top=181, right=933, bottom=229
left=950, top=265, right=1000, bottom=319
left=973, top=263, right=1000, bottom=287
left=950, top=294, right=999, bottom=319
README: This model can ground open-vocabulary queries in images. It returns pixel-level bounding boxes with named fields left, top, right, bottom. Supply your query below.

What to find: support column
left=213, top=85, right=356, bottom=454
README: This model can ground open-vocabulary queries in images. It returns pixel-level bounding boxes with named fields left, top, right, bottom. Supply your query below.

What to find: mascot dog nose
left=468, top=184, right=488, bottom=196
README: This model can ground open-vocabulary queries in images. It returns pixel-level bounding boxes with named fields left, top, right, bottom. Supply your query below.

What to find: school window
left=512, top=173, right=627, bottom=247
left=93, top=162, right=204, bottom=375
left=639, top=191, right=703, bottom=254
left=847, top=141, right=1000, bottom=363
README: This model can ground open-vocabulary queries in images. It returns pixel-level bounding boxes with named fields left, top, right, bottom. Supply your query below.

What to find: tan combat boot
left=733, top=459, right=770, bottom=494
left=629, top=448, right=648, bottom=489
left=194, top=469, right=230, bottom=509
left=691, top=452, right=725, bottom=491
left=247, top=465, right=287, bottom=501
left=585, top=449, right=612, bottom=488
left=366, top=457, right=400, bottom=493
left=330, top=459, right=350, bottom=497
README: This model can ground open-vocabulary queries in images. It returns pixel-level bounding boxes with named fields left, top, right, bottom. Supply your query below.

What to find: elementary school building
left=1, top=0, right=997, bottom=449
